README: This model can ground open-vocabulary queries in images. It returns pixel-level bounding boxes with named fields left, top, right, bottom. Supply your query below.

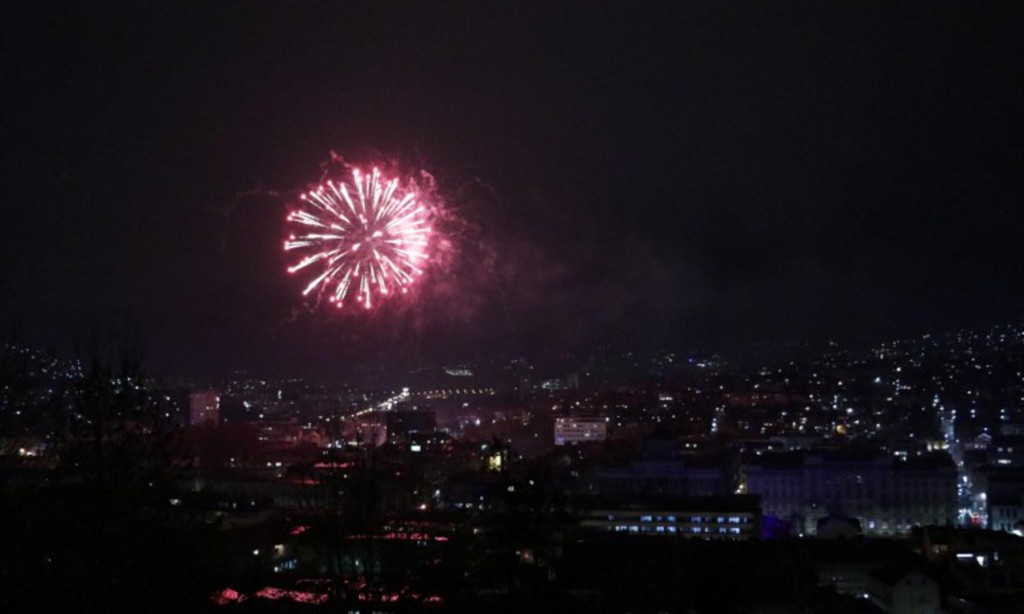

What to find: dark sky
left=2, top=2, right=1022, bottom=379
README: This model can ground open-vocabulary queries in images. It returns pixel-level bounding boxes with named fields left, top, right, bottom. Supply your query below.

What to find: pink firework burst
left=285, top=167, right=432, bottom=309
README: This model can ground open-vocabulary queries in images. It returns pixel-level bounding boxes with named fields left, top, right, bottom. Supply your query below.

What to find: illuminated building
left=189, top=391, right=220, bottom=426
left=342, top=419, right=386, bottom=447
left=990, top=434, right=1024, bottom=467
left=554, top=417, right=607, bottom=445
left=579, top=495, right=760, bottom=540
left=744, top=450, right=957, bottom=536
left=976, top=467, right=1024, bottom=533
left=405, top=431, right=451, bottom=454
left=485, top=441, right=509, bottom=472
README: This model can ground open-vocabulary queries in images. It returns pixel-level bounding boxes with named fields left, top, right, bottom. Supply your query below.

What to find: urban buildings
left=579, top=495, right=760, bottom=540
left=744, top=450, right=957, bottom=536
left=865, top=567, right=941, bottom=614
left=554, top=416, right=607, bottom=445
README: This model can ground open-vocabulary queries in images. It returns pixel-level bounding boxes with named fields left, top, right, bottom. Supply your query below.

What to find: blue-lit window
left=668, top=526, right=677, bottom=533
left=729, top=527, right=741, bottom=534
left=691, top=527, right=702, bottom=534
left=728, top=516, right=742, bottom=523
left=667, top=516, right=676, bottom=522
left=640, top=515, right=653, bottom=522
left=690, top=516, right=702, bottom=523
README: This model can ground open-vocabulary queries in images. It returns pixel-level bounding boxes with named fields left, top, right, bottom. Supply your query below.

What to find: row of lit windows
left=610, top=525, right=745, bottom=535
left=618, top=514, right=751, bottom=524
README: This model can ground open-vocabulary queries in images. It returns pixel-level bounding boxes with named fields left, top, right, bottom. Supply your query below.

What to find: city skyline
left=4, top=5, right=1024, bottom=609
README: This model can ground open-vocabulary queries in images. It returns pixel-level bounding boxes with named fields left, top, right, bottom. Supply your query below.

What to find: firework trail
left=285, top=167, right=432, bottom=309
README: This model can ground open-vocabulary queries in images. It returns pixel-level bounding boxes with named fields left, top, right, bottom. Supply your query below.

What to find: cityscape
left=3, top=320, right=1024, bottom=611
left=3, top=2, right=1023, bottom=613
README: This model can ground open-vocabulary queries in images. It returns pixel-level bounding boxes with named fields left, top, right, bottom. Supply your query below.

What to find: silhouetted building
left=817, top=515, right=863, bottom=539
left=590, top=435, right=736, bottom=496
left=866, top=567, right=940, bottom=614
left=385, top=410, right=436, bottom=443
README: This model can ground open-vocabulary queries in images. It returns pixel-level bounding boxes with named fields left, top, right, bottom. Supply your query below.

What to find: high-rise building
left=189, top=391, right=220, bottom=426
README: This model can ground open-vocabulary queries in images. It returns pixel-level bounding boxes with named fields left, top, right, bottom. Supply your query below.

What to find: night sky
left=2, top=2, right=1022, bottom=379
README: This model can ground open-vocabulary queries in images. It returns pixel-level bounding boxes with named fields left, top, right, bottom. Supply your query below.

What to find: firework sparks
left=285, top=167, right=431, bottom=309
